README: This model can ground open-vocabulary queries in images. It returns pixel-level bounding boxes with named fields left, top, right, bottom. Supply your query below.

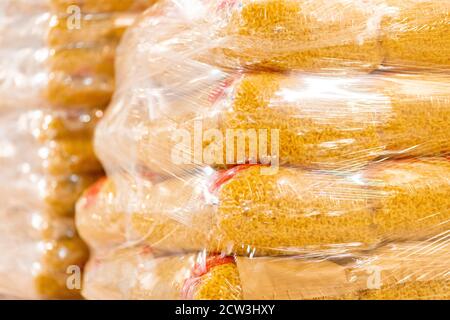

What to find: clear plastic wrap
left=1, top=173, right=102, bottom=218
left=381, top=0, right=450, bottom=70
left=0, top=111, right=99, bottom=298
left=0, top=174, right=89, bottom=299
left=82, top=240, right=449, bottom=300
left=0, top=0, right=155, bottom=299
left=76, top=0, right=450, bottom=300
left=111, top=0, right=449, bottom=81
left=77, top=158, right=450, bottom=256
left=0, top=235, right=88, bottom=299
left=98, top=71, right=450, bottom=177
left=95, top=1, right=450, bottom=180
left=50, top=0, right=157, bottom=14
left=0, top=109, right=102, bottom=176
left=0, top=4, right=145, bottom=110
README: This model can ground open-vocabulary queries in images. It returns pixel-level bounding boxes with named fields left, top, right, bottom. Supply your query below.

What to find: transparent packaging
left=0, top=111, right=98, bottom=298
left=0, top=109, right=102, bottom=176
left=0, top=0, right=155, bottom=299
left=77, top=158, right=450, bottom=256
left=381, top=0, right=450, bottom=70
left=0, top=235, right=88, bottom=299
left=0, top=3, right=144, bottom=110
left=50, top=0, right=157, bottom=14
left=77, top=0, right=449, bottom=300
left=98, top=71, right=450, bottom=178
left=82, top=240, right=449, bottom=300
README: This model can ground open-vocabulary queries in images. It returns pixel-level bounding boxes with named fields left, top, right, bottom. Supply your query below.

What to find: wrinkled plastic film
left=0, top=0, right=154, bottom=299
left=75, top=0, right=450, bottom=300
left=82, top=239, right=449, bottom=300
left=77, top=158, right=450, bottom=256
left=97, top=72, right=450, bottom=179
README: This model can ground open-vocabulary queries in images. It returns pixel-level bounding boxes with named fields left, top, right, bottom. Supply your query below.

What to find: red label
left=208, top=76, right=237, bottom=104
left=209, top=164, right=257, bottom=194
left=136, top=164, right=167, bottom=183
left=83, top=177, right=107, bottom=209
left=217, top=0, right=238, bottom=11
left=139, top=245, right=154, bottom=256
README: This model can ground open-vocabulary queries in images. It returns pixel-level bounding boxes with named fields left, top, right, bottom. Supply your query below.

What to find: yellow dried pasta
left=47, top=15, right=129, bottom=48
left=136, top=72, right=450, bottom=174
left=43, top=138, right=102, bottom=175
left=33, top=108, right=103, bottom=141
left=381, top=0, right=450, bottom=69
left=356, top=281, right=449, bottom=300
left=50, top=0, right=157, bottom=14
left=82, top=242, right=449, bottom=300
left=77, top=159, right=450, bottom=256
left=219, top=0, right=383, bottom=72
left=45, top=173, right=103, bottom=217
left=50, top=47, right=116, bottom=79
left=35, top=237, right=89, bottom=299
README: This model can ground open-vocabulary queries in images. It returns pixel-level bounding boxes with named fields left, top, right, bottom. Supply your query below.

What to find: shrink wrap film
left=77, top=159, right=450, bottom=256
left=0, top=236, right=88, bottom=299
left=119, top=0, right=386, bottom=74
left=82, top=241, right=449, bottom=300
left=50, top=0, right=157, bottom=14
left=1, top=173, right=101, bottom=219
left=0, top=6, right=145, bottom=110
left=381, top=0, right=450, bottom=70
left=0, top=0, right=155, bottom=299
left=103, top=72, right=450, bottom=177
left=81, top=0, right=450, bottom=301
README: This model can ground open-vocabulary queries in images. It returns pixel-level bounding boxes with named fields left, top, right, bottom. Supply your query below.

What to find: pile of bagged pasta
left=75, top=0, right=450, bottom=300
left=0, top=0, right=155, bottom=299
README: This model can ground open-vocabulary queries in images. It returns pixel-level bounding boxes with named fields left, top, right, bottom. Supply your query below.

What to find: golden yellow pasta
left=47, top=15, right=129, bottom=48
left=219, top=0, right=383, bottom=72
left=46, top=47, right=116, bottom=108
left=50, top=0, right=157, bottom=14
left=50, top=47, right=116, bottom=79
left=135, top=72, right=450, bottom=175
left=34, top=237, right=89, bottom=299
left=356, top=281, right=449, bottom=300
left=43, top=138, right=102, bottom=175
left=82, top=242, right=449, bottom=300
left=75, top=178, right=127, bottom=248
left=76, top=177, right=212, bottom=251
left=0, top=0, right=156, bottom=301
left=45, top=73, right=114, bottom=109
left=77, top=159, right=450, bottom=256
left=367, top=159, right=450, bottom=240
left=33, top=108, right=104, bottom=141
left=0, top=235, right=89, bottom=300
left=45, top=173, right=103, bottom=217
left=376, top=72, right=450, bottom=156
left=381, top=0, right=450, bottom=69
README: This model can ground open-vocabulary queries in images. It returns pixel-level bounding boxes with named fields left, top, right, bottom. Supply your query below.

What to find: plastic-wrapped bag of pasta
left=0, top=5, right=143, bottom=110
left=78, top=158, right=450, bottom=256
left=0, top=109, right=100, bottom=299
left=0, top=224, right=88, bottom=299
left=0, top=0, right=156, bottom=299
left=98, top=70, right=450, bottom=178
left=76, top=0, right=450, bottom=299
left=0, top=109, right=103, bottom=177
left=81, top=0, right=449, bottom=299
left=82, top=240, right=449, bottom=300
left=381, top=0, right=450, bottom=71
left=112, top=0, right=449, bottom=84
left=96, top=0, right=450, bottom=179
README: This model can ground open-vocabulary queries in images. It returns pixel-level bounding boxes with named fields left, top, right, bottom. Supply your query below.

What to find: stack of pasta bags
left=77, top=0, right=450, bottom=300
left=0, top=0, right=154, bottom=299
